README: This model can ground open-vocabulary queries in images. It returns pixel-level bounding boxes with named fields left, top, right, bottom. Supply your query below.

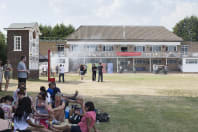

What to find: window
left=103, top=45, right=113, bottom=51
left=167, top=59, right=177, bottom=64
left=88, top=45, right=97, bottom=52
left=167, top=46, right=177, bottom=52
left=57, top=44, right=64, bottom=52
left=152, top=46, right=161, bottom=52
left=186, top=59, right=198, bottom=64
left=135, top=46, right=145, bottom=52
left=135, top=59, right=149, bottom=64
left=14, top=36, right=22, bottom=51
left=152, top=60, right=162, bottom=64
left=181, top=45, right=188, bottom=55
left=121, top=47, right=128, bottom=52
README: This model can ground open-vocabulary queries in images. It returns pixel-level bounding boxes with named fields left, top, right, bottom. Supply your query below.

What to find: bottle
left=65, top=106, right=70, bottom=119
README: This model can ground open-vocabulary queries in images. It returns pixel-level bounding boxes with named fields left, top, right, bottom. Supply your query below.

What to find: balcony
left=65, top=51, right=198, bottom=58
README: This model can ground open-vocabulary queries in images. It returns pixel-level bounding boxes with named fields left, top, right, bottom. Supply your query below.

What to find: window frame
left=135, top=46, right=145, bottom=52
left=14, top=36, right=22, bottom=51
left=56, top=44, right=65, bottom=52
left=121, top=47, right=128, bottom=52
left=152, top=45, right=161, bottom=52
left=167, top=46, right=177, bottom=52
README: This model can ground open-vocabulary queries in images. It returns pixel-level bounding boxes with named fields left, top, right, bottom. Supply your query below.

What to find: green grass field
left=2, top=73, right=198, bottom=132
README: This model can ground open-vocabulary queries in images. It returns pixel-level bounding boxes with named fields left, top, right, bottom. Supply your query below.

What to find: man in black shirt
left=98, top=62, right=103, bottom=82
left=92, top=64, right=97, bottom=81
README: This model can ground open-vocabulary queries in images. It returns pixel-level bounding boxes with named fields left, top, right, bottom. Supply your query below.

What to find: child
left=13, top=97, right=45, bottom=131
left=0, top=95, right=13, bottom=119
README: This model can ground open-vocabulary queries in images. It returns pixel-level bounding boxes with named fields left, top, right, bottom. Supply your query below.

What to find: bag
left=96, top=112, right=110, bottom=122
left=69, top=113, right=82, bottom=124
left=69, top=105, right=82, bottom=124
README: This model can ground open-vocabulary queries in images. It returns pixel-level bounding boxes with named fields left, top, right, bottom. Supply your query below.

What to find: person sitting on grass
left=47, top=82, right=61, bottom=107
left=13, top=97, right=46, bottom=132
left=0, top=107, right=12, bottom=132
left=40, top=86, right=51, bottom=104
left=48, top=92, right=65, bottom=123
left=13, top=82, right=27, bottom=103
left=13, top=89, right=26, bottom=112
left=0, top=95, right=13, bottom=119
left=34, top=91, right=49, bottom=128
left=33, top=88, right=61, bottom=132
left=53, top=99, right=98, bottom=132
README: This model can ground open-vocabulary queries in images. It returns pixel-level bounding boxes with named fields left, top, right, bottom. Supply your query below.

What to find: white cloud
left=0, top=0, right=198, bottom=32
left=0, top=2, right=6, bottom=9
left=160, top=1, right=198, bottom=30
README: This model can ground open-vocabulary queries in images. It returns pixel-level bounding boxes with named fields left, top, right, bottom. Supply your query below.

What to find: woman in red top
left=53, top=99, right=98, bottom=132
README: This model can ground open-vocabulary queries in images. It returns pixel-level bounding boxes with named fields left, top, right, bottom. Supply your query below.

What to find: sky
left=0, top=0, right=198, bottom=33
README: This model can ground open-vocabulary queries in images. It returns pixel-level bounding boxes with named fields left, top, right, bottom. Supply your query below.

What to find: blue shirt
left=17, top=61, right=27, bottom=78
left=47, top=87, right=61, bottom=101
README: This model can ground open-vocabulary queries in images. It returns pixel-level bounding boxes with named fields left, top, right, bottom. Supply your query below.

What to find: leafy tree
left=173, top=16, right=198, bottom=41
left=39, top=25, right=53, bottom=39
left=0, top=31, right=7, bottom=63
left=39, top=23, right=75, bottom=39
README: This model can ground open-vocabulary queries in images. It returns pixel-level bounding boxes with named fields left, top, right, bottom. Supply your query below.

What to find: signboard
left=116, top=52, right=142, bottom=56
left=29, top=31, right=39, bottom=70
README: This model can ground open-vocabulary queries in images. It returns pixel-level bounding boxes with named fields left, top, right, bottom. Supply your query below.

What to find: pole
left=117, top=57, right=119, bottom=73
left=48, top=49, right=50, bottom=81
left=133, top=58, right=135, bottom=72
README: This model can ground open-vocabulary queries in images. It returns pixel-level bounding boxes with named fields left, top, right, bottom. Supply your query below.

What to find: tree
left=39, top=23, right=75, bottom=40
left=173, top=16, right=198, bottom=41
left=39, top=25, right=53, bottom=39
left=0, top=31, right=7, bottom=63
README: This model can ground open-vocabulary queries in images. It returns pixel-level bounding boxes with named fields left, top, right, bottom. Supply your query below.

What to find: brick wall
left=7, top=30, right=39, bottom=79
left=7, top=30, right=29, bottom=78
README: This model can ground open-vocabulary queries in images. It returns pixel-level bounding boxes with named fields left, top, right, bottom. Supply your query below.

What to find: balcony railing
left=65, top=51, right=198, bottom=58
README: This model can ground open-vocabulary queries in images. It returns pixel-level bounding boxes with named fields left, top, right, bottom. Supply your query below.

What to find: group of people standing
left=79, top=63, right=103, bottom=82
left=0, top=60, right=12, bottom=91
left=92, top=63, right=104, bottom=82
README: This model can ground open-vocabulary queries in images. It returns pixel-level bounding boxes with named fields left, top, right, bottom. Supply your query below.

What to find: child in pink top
left=53, top=99, right=98, bottom=132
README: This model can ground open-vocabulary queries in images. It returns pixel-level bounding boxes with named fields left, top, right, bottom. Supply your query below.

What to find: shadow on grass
left=1, top=91, right=198, bottom=132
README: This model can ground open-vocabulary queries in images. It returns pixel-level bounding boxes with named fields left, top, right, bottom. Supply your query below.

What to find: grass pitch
left=2, top=73, right=198, bottom=132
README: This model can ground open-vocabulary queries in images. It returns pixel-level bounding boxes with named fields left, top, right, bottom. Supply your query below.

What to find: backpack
left=69, top=105, right=82, bottom=124
left=69, top=113, right=82, bottom=124
left=96, top=112, right=110, bottom=122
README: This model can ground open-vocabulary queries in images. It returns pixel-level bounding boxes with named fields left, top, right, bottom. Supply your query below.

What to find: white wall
left=182, top=58, right=198, bottom=72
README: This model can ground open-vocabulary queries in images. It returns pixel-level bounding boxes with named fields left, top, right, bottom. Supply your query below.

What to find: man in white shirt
left=59, top=64, right=65, bottom=82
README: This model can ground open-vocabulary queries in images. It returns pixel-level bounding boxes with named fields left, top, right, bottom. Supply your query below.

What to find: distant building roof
left=4, top=23, right=41, bottom=34
left=66, top=25, right=183, bottom=42
left=7, top=23, right=38, bottom=29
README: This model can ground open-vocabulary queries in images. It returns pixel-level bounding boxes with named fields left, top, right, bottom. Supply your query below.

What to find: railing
left=64, top=51, right=198, bottom=58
